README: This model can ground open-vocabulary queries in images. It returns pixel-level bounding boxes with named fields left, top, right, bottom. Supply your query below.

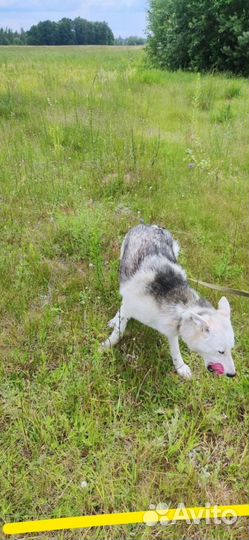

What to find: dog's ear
left=218, top=296, right=231, bottom=318
left=189, top=312, right=210, bottom=333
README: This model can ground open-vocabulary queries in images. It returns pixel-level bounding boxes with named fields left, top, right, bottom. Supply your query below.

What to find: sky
left=0, top=0, right=148, bottom=37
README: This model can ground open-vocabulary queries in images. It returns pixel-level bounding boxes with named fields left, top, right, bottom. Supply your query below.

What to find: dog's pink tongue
left=210, top=363, right=225, bottom=376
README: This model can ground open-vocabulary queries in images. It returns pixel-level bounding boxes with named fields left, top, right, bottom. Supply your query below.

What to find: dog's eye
left=218, top=350, right=225, bottom=355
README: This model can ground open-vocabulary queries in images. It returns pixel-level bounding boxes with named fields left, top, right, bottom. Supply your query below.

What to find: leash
left=188, top=278, right=249, bottom=298
left=137, top=221, right=249, bottom=299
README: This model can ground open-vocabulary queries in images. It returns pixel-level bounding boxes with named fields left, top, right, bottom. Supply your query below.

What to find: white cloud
left=0, top=0, right=80, bottom=10
left=85, top=0, right=140, bottom=6
left=0, top=0, right=147, bottom=36
left=0, top=0, right=143, bottom=8
left=0, top=1, right=40, bottom=7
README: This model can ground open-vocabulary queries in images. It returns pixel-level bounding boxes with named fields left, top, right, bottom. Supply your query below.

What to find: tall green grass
left=0, top=46, right=248, bottom=540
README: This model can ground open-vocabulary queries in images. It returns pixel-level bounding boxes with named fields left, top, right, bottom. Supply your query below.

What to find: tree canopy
left=114, top=36, right=146, bottom=45
left=0, top=27, right=26, bottom=45
left=147, top=0, right=249, bottom=75
left=26, top=18, right=114, bottom=45
left=0, top=18, right=114, bottom=46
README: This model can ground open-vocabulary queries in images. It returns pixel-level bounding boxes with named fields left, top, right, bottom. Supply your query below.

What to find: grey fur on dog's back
left=120, top=224, right=179, bottom=282
left=120, top=224, right=211, bottom=308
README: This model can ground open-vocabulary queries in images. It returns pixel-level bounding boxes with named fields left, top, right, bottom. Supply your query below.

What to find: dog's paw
left=99, top=338, right=112, bottom=351
left=108, top=318, right=116, bottom=329
left=177, top=363, right=192, bottom=380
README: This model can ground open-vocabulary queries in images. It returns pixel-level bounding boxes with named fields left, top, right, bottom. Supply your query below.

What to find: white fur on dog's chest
left=120, top=279, right=175, bottom=335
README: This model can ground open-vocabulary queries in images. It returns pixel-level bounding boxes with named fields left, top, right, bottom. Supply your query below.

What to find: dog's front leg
left=168, top=334, right=192, bottom=380
left=101, top=304, right=129, bottom=350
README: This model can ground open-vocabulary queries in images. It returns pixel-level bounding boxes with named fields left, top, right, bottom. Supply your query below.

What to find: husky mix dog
left=102, top=224, right=236, bottom=379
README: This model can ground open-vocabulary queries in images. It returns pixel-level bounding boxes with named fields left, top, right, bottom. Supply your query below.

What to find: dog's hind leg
left=108, top=313, right=119, bottom=328
left=102, top=304, right=129, bottom=349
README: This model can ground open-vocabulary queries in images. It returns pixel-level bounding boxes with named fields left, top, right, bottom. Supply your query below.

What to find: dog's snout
left=226, top=372, right=236, bottom=378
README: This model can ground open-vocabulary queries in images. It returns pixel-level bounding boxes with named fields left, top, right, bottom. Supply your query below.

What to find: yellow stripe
left=3, top=505, right=249, bottom=535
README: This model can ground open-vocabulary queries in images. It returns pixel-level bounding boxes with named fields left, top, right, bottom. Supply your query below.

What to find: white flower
left=80, top=480, right=88, bottom=489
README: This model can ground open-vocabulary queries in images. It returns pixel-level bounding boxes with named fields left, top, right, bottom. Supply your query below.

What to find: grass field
left=0, top=45, right=249, bottom=540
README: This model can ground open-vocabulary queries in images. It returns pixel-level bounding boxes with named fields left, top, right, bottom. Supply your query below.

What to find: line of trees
left=0, top=27, right=26, bottom=45
left=147, top=0, right=249, bottom=76
left=114, top=36, right=146, bottom=45
left=0, top=17, right=114, bottom=46
left=0, top=20, right=147, bottom=47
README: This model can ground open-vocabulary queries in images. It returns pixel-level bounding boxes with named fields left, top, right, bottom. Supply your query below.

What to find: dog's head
left=180, top=297, right=236, bottom=377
